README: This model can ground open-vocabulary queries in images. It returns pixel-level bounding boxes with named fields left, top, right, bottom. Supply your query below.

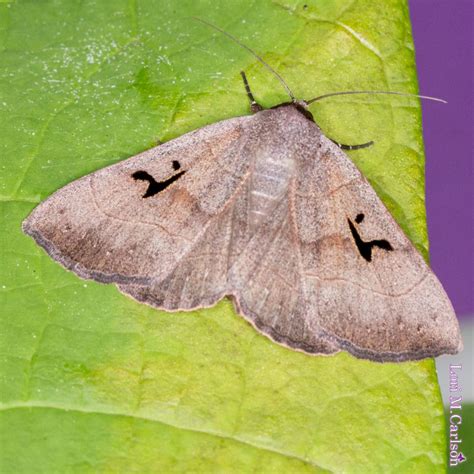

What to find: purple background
left=409, top=0, right=473, bottom=318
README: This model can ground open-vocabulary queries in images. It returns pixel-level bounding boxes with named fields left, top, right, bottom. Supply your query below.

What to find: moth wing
left=122, top=160, right=338, bottom=354
left=227, top=192, right=340, bottom=355
left=117, top=174, right=254, bottom=310
left=294, top=137, right=462, bottom=361
left=23, top=116, right=252, bottom=286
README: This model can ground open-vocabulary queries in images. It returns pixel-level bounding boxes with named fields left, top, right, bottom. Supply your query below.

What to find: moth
left=23, top=21, right=462, bottom=362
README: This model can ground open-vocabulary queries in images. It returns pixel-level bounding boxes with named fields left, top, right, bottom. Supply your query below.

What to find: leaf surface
left=0, top=0, right=446, bottom=472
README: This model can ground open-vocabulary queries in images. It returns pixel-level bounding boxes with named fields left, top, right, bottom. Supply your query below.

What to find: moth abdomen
left=249, top=155, right=294, bottom=229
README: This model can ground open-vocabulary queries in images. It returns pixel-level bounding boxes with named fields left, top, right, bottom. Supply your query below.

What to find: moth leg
left=240, top=71, right=263, bottom=113
left=329, top=139, right=374, bottom=150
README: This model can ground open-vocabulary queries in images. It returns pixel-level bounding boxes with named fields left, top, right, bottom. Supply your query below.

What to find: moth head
left=293, top=99, right=314, bottom=121
left=292, top=100, right=315, bottom=122
left=271, top=100, right=315, bottom=122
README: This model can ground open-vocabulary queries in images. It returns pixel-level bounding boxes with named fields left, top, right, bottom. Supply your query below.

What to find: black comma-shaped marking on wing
left=348, top=213, right=393, bottom=262
left=132, top=160, right=186, bottom=198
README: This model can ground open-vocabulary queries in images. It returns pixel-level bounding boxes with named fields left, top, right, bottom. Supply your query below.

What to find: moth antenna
left=193, top=17, right=296, bottom=102
left=306, top=90, right=447, bottom=105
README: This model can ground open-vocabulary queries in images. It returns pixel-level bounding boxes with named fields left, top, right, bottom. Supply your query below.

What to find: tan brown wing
left=227, top=193, right=339, bottom=355
left=23, top=116, right=252, bottom=286
left=117, top=174, right=254, bottom=310
left=293, top=135, right=462, bottom=361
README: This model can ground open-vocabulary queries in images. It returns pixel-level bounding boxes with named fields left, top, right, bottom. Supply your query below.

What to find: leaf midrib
left=0, top=400, right=328, bottom=472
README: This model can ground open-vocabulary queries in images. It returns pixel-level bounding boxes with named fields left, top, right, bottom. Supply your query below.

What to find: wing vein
left=304, top=271, right=429, bottom=297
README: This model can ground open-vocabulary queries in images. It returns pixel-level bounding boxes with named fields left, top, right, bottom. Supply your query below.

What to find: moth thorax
left=249, top=149, right=295, bottom=229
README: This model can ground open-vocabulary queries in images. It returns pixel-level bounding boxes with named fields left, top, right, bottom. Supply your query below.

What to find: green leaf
left=0, top=0, right=446, bottom=472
